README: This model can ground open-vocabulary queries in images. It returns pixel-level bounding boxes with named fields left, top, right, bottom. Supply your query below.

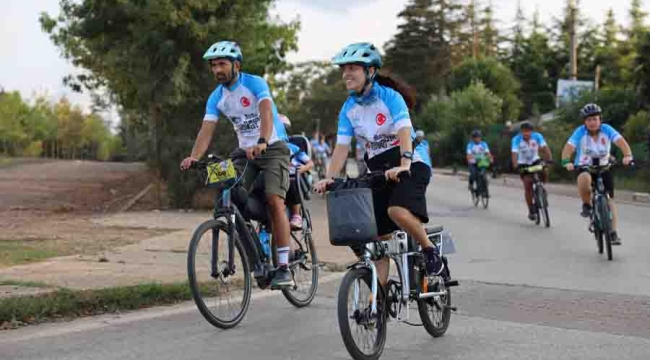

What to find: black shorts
left=371, top=162, right=431, bottom=236
left=578, top=168, right=615, bottom=198
left=286, top=177, right=301, bottom=206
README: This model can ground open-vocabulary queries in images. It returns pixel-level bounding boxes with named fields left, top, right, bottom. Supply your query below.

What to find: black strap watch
left=401, top=151, right=413, bottom=160
left=257, top=137, right=267, bottom=145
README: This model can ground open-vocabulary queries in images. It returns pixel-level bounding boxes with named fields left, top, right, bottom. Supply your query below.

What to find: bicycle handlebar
left=324, top=171, right=401, bottom=192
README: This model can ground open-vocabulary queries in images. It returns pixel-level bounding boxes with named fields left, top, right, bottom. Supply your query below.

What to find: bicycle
left=578, top=159, right=633, bottom=261
left=186, top=151, right=319, bottom=329
left=520, top=162, right=551, bottom=228
left=470, top=157, right=491, bottom=209
left=325, top=173, right=459, bottom=360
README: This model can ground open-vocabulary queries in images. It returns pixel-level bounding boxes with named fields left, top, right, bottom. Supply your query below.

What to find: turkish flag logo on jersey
left=240, top=97, right=251, bottom=107
left=601, top=137, right=606, bottom=145
left=376, top=113, right=387, bottom=126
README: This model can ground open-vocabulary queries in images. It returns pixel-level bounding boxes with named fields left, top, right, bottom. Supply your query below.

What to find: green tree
left=41, top=0, right=299, bottom=206
left=623, top=110, right=650, bottom=143
left=450, top=57, right=521, bottom=121
left=427, top=81, right=502, bottom=166
left=636, top=30, right=650, bottom=108
left=0, top=91, right=29, bottom=155
left=596, top=9, right=625, bottom=88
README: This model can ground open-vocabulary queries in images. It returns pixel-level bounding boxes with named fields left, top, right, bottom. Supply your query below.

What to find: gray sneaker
left=271, top=266, right=294, bottom=289
left=611, top=232, right=622, bottom=246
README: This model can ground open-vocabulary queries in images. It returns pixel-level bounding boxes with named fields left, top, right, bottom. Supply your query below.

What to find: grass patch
left=0, top=279, right=50, bottom=288
left=0, top=157, right=13, bottom=167
left=0, top=241, right=61, bottom=267
left=0, top=281, right=239, bottom=329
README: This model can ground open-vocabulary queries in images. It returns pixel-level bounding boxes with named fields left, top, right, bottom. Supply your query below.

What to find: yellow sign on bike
left=526, top=164, right=544, bottom=173
left=206, top=160, right=237, bottom=186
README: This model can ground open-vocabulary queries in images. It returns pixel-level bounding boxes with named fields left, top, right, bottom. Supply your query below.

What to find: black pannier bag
left=326, top=188, right=378, bottom=246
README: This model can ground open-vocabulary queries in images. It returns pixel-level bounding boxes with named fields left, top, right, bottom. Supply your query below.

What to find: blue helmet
left=203, top=41, right=243, bottom=62
left=332, top=43, right=382, bottom=68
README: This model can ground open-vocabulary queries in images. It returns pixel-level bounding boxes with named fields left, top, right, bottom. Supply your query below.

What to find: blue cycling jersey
left=204, top=72, right=287, bottom=149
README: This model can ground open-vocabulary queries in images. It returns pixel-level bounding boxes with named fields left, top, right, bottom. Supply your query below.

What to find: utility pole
left=569, top=0, right=578, bottom=80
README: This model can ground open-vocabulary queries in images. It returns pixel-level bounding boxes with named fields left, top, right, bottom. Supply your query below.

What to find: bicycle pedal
left=444, top=280, right=459, bottom=287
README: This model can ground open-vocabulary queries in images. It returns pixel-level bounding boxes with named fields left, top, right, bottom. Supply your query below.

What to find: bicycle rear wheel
left=337, top=268, right=387, bottom=360
left=274, top=208, right=319, bottom=307
left=187, top=219, right=252, bottom=329
left=418, top=272, right=452, bottom=338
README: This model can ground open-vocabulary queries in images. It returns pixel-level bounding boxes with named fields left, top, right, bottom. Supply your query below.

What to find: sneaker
left=528, top=212, right=537, bottom=221
left=611, top=232, right=622, bottom=246
left=290, top=215, right=303, bottom=231
left=423, top=247, right=444, bottom=276
left=581, top=203, right=592, bottom=218
left=271, top=266, right=294, bottom=289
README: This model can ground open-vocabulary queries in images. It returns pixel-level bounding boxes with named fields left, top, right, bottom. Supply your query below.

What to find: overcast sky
left=1, top=0, right=647, bottom=118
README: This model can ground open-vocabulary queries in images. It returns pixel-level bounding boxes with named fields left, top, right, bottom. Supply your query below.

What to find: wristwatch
left=257, top=137, right=267, bottom=145
left=401, top=151, right=413, bottom=160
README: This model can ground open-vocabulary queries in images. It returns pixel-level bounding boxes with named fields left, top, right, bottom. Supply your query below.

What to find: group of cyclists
left=467, top=104, right=634, bottom=244
left=180, top=39, right=635, bottom=290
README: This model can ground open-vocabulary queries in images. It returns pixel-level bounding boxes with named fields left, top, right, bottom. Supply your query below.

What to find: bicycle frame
left=351, top=230, right=449, bottom=323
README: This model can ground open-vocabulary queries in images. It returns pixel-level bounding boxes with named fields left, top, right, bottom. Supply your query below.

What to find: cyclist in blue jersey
left=466, top=130, right=493, bottom=191
left=415, top=129, right=432, bottom=167
left=511, top=122, right=553, bottom=221
left=314, top=42, right=444, bottom=286
left=180, top=41, right=293, bottom=288
left=561, top=103, right=634, bottom=245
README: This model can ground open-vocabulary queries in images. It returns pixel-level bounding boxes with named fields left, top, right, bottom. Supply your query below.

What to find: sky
left=1, top=0, right=648, bottom=123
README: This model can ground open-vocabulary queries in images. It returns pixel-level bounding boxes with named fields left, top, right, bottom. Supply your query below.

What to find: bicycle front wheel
left=337, top=268, right=387, bottom=360
left=539, top=187, right=550, bottom=228
left=596, top=197, right=613, bottom=261
left=187, top=219, right=252, bottom=329
left=418, top=273, right=452, bottom=338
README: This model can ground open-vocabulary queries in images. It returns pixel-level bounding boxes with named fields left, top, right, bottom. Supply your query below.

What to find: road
left=3, top=174, right=650, bottom=359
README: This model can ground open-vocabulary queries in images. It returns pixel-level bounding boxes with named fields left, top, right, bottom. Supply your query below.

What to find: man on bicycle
left=466, top=130, right=493, bottom=192
left=511, top=122, right=553, bottom=221
left=560, top=103, right=634, bottom=245
left=179, top=40, right=293, bottom=287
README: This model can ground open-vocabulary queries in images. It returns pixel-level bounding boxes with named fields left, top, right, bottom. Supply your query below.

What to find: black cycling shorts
left=578, top=168, right=615, bottom=198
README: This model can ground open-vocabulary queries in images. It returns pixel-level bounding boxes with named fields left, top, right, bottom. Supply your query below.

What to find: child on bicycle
left=280, top=114, right=315, bottom=230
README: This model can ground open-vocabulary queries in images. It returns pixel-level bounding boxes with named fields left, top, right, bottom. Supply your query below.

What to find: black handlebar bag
left=326, top=188, right=378, bottom=246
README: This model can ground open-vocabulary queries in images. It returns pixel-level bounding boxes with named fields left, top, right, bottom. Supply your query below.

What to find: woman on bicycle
left=560, top=103, right=634, bottom=245
left=315, top=42, right=443, bottom=284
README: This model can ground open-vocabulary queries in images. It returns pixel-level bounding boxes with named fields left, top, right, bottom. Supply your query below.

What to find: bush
left=554, top=88, right=639, bottom=129
left=623, top=111, right=650, bottom=144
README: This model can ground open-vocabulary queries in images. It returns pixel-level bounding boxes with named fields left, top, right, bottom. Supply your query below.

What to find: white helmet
left=279, top=113, right=291, bottom=127
left=415, top=130, right=425, bottom=138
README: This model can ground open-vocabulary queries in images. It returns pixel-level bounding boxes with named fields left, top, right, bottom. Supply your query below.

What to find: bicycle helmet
left=471, top=129, right=482, bottom=138
left=203, top=41, right=243, bottom=62
left=332, top=43, right=382, bottom=98
left=580, top=103, right=602, bottom=120
left=415, top=130, right=425, bottom=138
left=520, top=122, right=534, bottom=131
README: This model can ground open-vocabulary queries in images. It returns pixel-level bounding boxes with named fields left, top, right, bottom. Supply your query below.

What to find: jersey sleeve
left=535, top=133, right=548, bottom=147
left=567, top=127, right=584, bottom=147
left=297, top=151, right=311, bottom=164
left=245, top=75, right=272, bottom=104
left=385, top=88, right=412, bottom=130
left=336, top=102, right=355, bottom=145
left=203, top=89, right=222, bottom=122
left=481, top=141, right=490, bottom=153
left=601, top=124, right=622, bottom=142
left=511, top=136, right=520, bottom=153
left=466, top=142, right=472, bottom=155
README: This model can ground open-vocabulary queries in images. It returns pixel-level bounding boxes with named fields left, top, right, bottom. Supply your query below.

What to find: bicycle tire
left=534, top=186, right=541, bottom=226
left=273, top=223, right=319, bottom=308
left=337, top=268, right=387, bottom=360
left=187, top=219, right=252, bottom=329
left=481, top=175, right=489, bottom=209
left=594, top=226, right=604, bottom=254
left=539, top=187, right=550, bottom=228
left=418, top=273, right=452, bottom=338
left=596, top=197, right=613, bottom=260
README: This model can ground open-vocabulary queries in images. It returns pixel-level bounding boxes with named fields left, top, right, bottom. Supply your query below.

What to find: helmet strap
left=350, top=66, right=377, bottom=98
left=225, top=60, right=240, bottom=88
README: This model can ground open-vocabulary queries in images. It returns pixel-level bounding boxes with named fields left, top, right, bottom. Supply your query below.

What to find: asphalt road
left=3, top=174, right=650, bottom=360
